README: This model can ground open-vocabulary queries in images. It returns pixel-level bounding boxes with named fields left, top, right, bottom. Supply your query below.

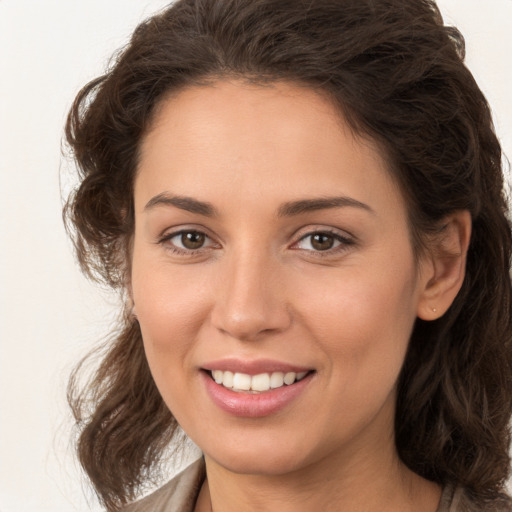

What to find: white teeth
left=223, top=371, right=234, bottom=388
left=251, top=373, right=270, bottom=391
left=210, top=370, right=309, bottom=392
left=270, top=372, right=284, bottom=389
left=284, top=372, right=296, bottom=385
left=233, top=372, right=251, bottom=390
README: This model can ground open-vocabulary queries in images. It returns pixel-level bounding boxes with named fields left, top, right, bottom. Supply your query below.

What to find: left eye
left=295, top=232, right=344, bottom=251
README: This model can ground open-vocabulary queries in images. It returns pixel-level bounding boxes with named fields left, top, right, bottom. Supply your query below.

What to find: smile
left=202, top=366, right=314, bottom=417
left=211, top=370, right=309, bottom=393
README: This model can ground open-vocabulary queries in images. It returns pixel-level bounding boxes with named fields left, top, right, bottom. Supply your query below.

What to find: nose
left=210, top=250, right=292, bottom=341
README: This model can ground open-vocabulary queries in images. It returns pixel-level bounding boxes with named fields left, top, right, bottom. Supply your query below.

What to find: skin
left=131, top=80, right=470, bottom=511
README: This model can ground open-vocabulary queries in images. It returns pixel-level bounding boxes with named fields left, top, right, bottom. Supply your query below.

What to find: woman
left=64, top=0, right=512, bottom=510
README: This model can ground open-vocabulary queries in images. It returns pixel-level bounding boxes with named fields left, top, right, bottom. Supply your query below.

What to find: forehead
left=141, top=80, right=349, bottom=167
left=135, top=80, right=403, bottom=218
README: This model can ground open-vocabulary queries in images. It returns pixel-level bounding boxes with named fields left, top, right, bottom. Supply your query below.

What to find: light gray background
left=1, top=1, right=511, bottom=511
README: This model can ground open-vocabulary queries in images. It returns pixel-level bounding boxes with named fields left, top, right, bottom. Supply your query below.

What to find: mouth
left=200, top=362, right=315, bottom=417
left=208, top=369, right=311, bottom=393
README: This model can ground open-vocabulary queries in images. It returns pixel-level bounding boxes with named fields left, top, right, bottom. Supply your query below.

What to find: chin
left=199, top=428, right=324, bottom=477
left=208, top=450, right=309, bottom=476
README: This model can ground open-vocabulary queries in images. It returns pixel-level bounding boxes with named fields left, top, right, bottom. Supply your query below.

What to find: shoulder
left=439, top=485, right=512, bottom=512
left=121, top=458, right=205, bottom=512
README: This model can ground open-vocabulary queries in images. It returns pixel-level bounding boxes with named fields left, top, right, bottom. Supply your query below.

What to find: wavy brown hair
left=64, top=0, right=512, bottom=509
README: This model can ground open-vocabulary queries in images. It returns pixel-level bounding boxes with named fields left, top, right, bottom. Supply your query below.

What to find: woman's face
left=131, top=80, right=431, bottom=476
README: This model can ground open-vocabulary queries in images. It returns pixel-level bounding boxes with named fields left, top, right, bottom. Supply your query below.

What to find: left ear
left=417, top=210, right=471, bottom=321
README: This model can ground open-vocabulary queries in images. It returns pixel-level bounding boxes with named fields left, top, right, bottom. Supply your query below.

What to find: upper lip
left=201, top=358, right=313, bottom=375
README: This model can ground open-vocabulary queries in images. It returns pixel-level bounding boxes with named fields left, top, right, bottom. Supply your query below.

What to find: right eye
left=159, top=229, right=217, bottom=255
left=174, top=231, right=207, bottom=250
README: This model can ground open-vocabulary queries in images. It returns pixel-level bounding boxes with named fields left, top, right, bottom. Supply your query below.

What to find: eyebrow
left=144, top=193, right=218, bottom=216
left=277, top=196, right=375, bottom=217
left=144, top=192, right=374, bottom=218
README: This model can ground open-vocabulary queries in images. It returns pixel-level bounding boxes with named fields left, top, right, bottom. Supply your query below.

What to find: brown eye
left=294, top=230, right=352, bottom=254
left=160, top=229, right=217, bottom=255
left=310, top=233, right=335, bottom=251
left=181, top=231, right=206, bottom=249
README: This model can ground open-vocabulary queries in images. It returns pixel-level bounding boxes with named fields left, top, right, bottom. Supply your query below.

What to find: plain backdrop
left=1, top=1, right=511, bottom=511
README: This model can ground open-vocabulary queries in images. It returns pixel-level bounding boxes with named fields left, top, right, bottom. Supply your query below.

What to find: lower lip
left=201, top=371, right=313, bottom=418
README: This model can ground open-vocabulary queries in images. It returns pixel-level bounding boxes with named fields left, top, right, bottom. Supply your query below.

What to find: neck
left=196, top=434, right=441, bottom=512
left=194, top=394, right=441, bottom=512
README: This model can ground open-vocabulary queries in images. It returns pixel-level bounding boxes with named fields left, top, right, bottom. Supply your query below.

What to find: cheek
left=297, top=260, right=419, bottom=378
left=295, top=265, right=419, bottom=438
left=131, top=265, right=213, bottom=419
left=131, top=250, right=211, bottom=371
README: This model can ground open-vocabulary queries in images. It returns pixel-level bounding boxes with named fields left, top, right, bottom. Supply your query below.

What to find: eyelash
left=292, top=229, right=355, bottom=257
left=157, top=229, right=218, bottom=257
left=157, top=228, right=355, bottom=258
